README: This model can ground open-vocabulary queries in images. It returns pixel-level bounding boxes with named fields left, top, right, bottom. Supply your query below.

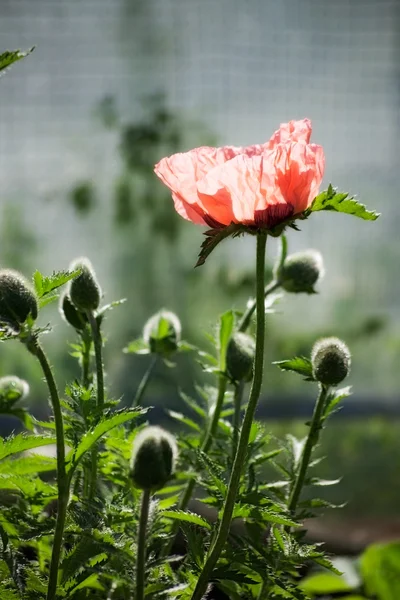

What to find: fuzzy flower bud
left=0, top=375, right=29, bottom=406
left=143, top=310, right=181, bottom=356
left=311, top=337, right=351, bottom=385
left=0, top=269, right=38, bottom=327
left=69, top=258, right=101, bottom=312
left=130, top=426, right=178, bottom=491
left=275, top=249, right=324, bottom=294
left=226, top=332, right=255, bottom=382
left=59, top=292, right=88, bottom=331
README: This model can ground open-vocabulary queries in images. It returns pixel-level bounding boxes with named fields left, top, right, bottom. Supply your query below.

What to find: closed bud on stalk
left=275, top=249, right=324, bottom=294
left=143, top=309, right=181, bottom=356
left=69, top=258, right=101, bottom=311
left=130, top=426, right=178, bottom=491
left=0, top=269, right=38, bottom=327
left=226, top=332, right=255, bottom=382
left=59, top=292, right=88, bottom=331
left=311, top=337, right=351, bottom=385
left=0, top=375, right=29, bottom=406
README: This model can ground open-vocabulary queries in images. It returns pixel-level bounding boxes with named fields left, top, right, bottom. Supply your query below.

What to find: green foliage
left=361, top=542, right=400, bottom=600
left=304, top=184, right=380, bottom=221
left=0, top=48, right=34, bottom=74
left=33, top=269, right=80, bottom=308
left=274, top=356, right=314, bottom=379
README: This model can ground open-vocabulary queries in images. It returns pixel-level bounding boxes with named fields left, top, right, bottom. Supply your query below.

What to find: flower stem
left=136, top=488, right=151, bottom=600
left=286, top=383, right=330, bottom=524
left=131, top=356, right=158, bottom=409
left=87, top=310, right=104, bottom=499
left=232, top=380, right=245, bottom=465
left=238, top=279, right=280, bottom=333
left=80, top=329, right=92, bottom=498
left=81, top=329, right=92, bottom=389
left=191, top=232, right=268, bottom=600
left=29, top=341, right=68, bottom=600
left=161, top=374, right=227, bottom=557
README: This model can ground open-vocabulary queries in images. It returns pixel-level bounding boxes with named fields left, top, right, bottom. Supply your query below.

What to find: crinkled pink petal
left=267, top=118, right=312, bottom=148
left=197, top=154, right=292, bottom=226
left=273, top=142, right=325, bottom=213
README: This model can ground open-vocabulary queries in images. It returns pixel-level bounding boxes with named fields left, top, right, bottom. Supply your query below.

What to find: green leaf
left=323, top=386, right=352, bottom=421
left=66, top=408, right=145, bottom=472
left=33, top=269, right=80, bottom=299
left=123, top=337, right=150, bottom=354
left=299, top=573, right=353, bottom=595
left=196, top=223, right=243, bottom=267
left=167, top=410, right=201, bottom=432
left=0, top=48, right=34, bottom=73
left=161, top=509, right=211, bottom=530
left=0, top=434, right=56, bottom=461
left=219, top=310, right=234, bottom=372
left=305, top=184, right=379, bottom=221
left=0, top=455, right=56, bottom=475
left=361, top=541, right=400, bottom=600
left=274, top=356, right=314, bottom=379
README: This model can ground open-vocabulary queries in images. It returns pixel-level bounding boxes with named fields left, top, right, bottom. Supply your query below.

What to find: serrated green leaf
left=161, top=509, right=211, bottom=530
left=66, top=408, right=145, bottom=472
left=32, top=269, right=80, bottom=299
left=123, top=337, right=150, bottom=354
left=299, top=573, right=353, bottom=595
left=305, top=185, right=379, bottom=221
left=219, top=310, right=234, bottom=373
left=274, top=356, right=314, bottom=379
left=0, top=48, right=34, bottom=73
left=167, top=410, right=201, bottom=432
left=196, top=223, right=242, bottom=268
left=0, top=434, right=56, bottom=461
left=0, top=455, right=56, bottom=475
left=323, top=385, right=352, bottom=421
left=361, top=541, right=400, bottom=600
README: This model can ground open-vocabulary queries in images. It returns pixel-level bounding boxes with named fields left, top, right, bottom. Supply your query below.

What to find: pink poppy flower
left=154, top=119, right=324, bottom=230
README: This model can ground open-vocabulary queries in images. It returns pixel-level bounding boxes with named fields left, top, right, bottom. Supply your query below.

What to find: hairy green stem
left=131, top=355, right=158, bottom=409
left=161, top=375, right=227, bottom=557
left=191, top=232, right=268, bottom=600
left=136, top=489, right=151, bottom=600
left=87, top=311, right=105, bottom=499
left=30, top=341, right=68, bottom=600
left=286, top=384, right=330, bottom=523
left=232, top=380, right=245, bottom=465
left=238, top=279, right=280, bottom=333
left=80, top=330, right=92, bottom=498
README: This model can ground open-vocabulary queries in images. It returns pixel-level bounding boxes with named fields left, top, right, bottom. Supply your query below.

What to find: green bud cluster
left=0, top=269, right=38, bottom=328
left=130, top=426, right=178, bottom=491
left=143, top=310, right=181, bottom=356
left=311, top=337, right=351, bottom=385
left=0, top=375, right=29, bottom=406
left=275, top=249, right=324, bottom=294
left=226, top=332, right=255, bottom=382
left=69, top=258, right=101, bottom=312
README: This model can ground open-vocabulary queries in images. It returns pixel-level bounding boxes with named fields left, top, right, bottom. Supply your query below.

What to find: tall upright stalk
left=28, top=340, right=68, bottom=600
left=87, top=311, right=104, bottom=499
left=286, top=383, right=330, bottom=523
left=161, top=374, right=227, bottom=557
left=232, top=380, right=245, bottom=465
left=191, top=232, right=268, bottom=600
left=136, top=489, right=151, bottom=600
left=131, top=355, right=158, bottom=409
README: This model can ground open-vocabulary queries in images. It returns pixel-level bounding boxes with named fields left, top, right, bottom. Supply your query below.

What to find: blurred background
left=0, top=0, right=399, bottom=520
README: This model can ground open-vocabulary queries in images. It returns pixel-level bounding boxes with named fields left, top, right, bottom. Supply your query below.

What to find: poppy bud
left=226, top=332, right=255, bottom=382
left=130, top=426, right=178, bottom=491
left=275, top=250, right=324, bottom=294
left=0, top=269, right=38, bottom=327
left=0, top=375, right=29, bottom=406
left=311, top=337, right=351, bottom=385
left=143, top=310, right=181, bottom=356
left=69, top=258, right=101, bottom=312
left=59, top=292, right=88, bottom=331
